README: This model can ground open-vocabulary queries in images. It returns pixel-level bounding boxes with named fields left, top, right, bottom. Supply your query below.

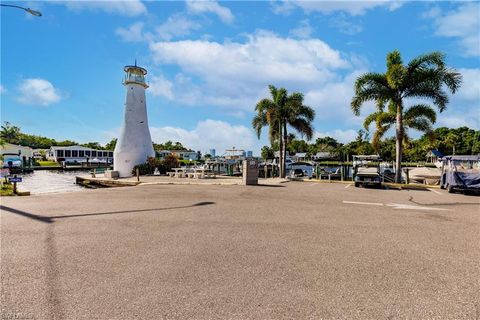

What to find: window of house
left=72, top=150, right=78, bottom=157
left=92, top=151, right=97, bottom=157
left=108, top=152, right=113, bottom=157
left=65, top=150, right=71, bottom=157
left=56, top=150, right=64, bottom=157
left=85, top=151, right=91, bottom=157
left=79, top=151, right=85, bottom=157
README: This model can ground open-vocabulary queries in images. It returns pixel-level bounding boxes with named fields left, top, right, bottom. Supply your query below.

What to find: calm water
left=19, top=170, right=90, bottom=194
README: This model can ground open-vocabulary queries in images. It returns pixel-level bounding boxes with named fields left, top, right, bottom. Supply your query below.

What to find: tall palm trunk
left=283, top=121, right=288, bottom=178
left=395, top=103, right=404, bottom=183
left=278, top=121, right=283, bottom=178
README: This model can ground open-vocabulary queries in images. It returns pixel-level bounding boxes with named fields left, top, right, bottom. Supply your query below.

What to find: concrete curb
left=297, top=178, right=440, bottom=190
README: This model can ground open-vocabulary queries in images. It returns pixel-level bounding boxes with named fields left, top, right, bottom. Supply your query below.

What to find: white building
left=157, top=150, right=198, bottom=161
left=1, top=143, right=34, bottom=167
left=48, top=146, right=113, bottom=164
left=114, top=64, right=155, bottom=177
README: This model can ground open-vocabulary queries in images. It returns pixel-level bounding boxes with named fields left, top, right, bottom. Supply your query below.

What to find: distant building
left=32, top=149, right=49, bottom=160
left=48, top=146, right=113, bottom=164
left=313, top=152, right=335, bottom=160
left=426, top=150, right=444, bottom=163
left=246, top=151, right=253, bottom=158
left=209, top=149, right=216, bottom=158
left=293, top=152, right=307, bottom=162
left=1, top=143, right=34, bottom=167
left=156, top=150, right=198, bottom=161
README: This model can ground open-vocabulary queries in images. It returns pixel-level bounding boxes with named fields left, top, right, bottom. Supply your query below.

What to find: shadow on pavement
left=0, top=201, right=216, bottom=224
left=254, top=184, right=286, bottom=188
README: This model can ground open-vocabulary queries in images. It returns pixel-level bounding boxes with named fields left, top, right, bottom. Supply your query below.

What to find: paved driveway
left=1, top=182, right=479, bottom=319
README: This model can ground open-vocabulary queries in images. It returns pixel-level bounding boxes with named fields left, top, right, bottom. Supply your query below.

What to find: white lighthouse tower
left=114, top=63, right=155, bottom=177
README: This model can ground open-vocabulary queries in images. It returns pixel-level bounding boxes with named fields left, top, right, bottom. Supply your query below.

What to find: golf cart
left=440, top=155, right=480, bottom=194
left=353, top=155, right=382, bottom=188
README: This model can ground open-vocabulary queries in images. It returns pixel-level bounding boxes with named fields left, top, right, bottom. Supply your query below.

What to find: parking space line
left=386, top=203, right=449, bottom=211
left=342, top=200, right=383, bottom=206
left=344, top=184, right=352, bottom=189
left=309, top=183, right=318, bottom=187
left=428, top=188, right=442, bottom=195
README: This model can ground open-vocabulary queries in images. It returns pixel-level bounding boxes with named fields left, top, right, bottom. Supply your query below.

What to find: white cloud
left=314, top=129, right=358, bottom=144
left=149, top=75, right=174, bottom=100
left=149, top=31, right=350, bottom=111
left=455, top=68, right=480, bottom=102
left=437, top=68, right=480, bottom=129
left=116, top=15, right=201, bottom=43
left=329, top=13, right=363, bottom=35
left=116, top=22, right=150, bottom=43
left=150, top=119, right=259, bottom=154
left=155, top=14, right=202, bottom=41
left=17, top=78, right=62, bottom=106
left=63, top=0, right=147, bottom=16
left=426, top=3, right=480, bottom=57
left=272, top=1, right=404, bottom=16
left=0, top=85, right=6, bottom=94
left=186, top=0, right=234, bottom=24
left=289, top=19, right=313, bottom=39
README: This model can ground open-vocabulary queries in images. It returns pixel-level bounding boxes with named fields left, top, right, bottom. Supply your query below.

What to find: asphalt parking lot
left=1, top=182, right=479, bottom=319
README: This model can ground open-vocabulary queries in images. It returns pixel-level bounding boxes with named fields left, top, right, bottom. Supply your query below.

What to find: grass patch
left=36, top=161, right=60, bottom=167
left=0, top=183, right=14, bottom=196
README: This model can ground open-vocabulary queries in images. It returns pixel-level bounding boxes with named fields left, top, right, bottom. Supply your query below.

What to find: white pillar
left=114, top=65, right=155, bottom=177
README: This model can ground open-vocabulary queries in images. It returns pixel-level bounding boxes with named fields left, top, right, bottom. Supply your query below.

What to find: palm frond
left=407, top=52, right=445, bottom=73
left=289, top=118, right=314, bottom=140
left=404, top=104, right=437, bottom=124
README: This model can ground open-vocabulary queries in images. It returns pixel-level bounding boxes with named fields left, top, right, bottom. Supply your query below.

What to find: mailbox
left=242, top=158, right=258, bottom=185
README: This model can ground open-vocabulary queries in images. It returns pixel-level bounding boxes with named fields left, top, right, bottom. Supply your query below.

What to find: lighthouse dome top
left=123, top=65, right=147, bottom=75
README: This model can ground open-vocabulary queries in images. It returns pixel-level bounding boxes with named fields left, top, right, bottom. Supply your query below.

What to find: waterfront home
left=312, top=152, right=336, bottom=161
left=47, top=146, right=113, bottom=164
left=32, top=149, right=49, bottom=160
left=0, top=143, right=34, bottom=167
left=156, top=150, right=199, bottom=161
left=293, top=152, right=308, bottom=162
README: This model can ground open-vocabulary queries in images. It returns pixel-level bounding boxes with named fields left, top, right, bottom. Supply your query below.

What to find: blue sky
left=1, top=1, right=479, bottom=155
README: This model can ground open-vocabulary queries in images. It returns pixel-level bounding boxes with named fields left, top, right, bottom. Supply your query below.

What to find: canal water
left=19, top=170, right=90, bottom=194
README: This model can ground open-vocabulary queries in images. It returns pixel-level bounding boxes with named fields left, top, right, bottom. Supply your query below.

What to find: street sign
left=8, top=177, right=22, bottom=183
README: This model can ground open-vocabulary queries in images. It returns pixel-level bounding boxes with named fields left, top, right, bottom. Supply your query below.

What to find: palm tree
left=253, top=85, right=315, bottom=177
left=351, top=50, right=462, bottom=183
left=363, top=103, right=437, bottom=153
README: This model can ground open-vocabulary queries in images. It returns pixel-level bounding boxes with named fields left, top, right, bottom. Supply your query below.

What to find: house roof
left=427, top=150, right=444, bottom=157
left=294, top=153, right=307, bottom=158
left=50, top=145, right=110, bottom=151
left=314, top=152, right=333, bottom=158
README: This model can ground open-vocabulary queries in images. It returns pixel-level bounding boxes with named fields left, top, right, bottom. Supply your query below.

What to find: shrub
left=132, top=157, right=167, bottom=175
left=163, top=154, right=179, bottom=171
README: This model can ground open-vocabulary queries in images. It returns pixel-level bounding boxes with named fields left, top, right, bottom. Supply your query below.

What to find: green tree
left=261, top=146, right=274, bottom=159
left=352, top=50, right=462, bottom=182
left=0, top=122, right=21, bottom=144
left=163, top=154, right=179, bottom=171
left=82, top=142, right=102, bottom=149
left=104, top=138, right=117, bottom=151
left=252, top=85, right=315, bottom=177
